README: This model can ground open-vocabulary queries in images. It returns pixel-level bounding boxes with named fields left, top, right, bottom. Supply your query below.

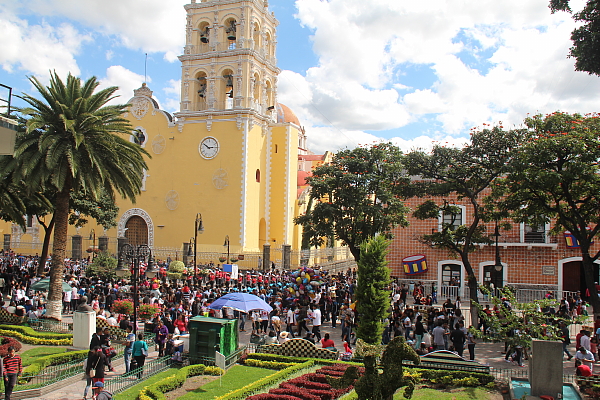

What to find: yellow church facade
left=1, top=0, right=351, bottom=270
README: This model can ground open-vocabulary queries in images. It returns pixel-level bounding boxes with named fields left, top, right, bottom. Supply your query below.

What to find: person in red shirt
left=174, top=314, right=188, bottom=334
left=3, top=346, right=22, bottom=400
left=321, top=333, right=335, bottom=350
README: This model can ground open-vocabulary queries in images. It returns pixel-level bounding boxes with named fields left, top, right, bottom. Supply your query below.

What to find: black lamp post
left=494, top=220, right=503, bottom=294
left=223, top=235, right=230, bottom=263
left=115, top=243, right=152, bottom=335
left=189, top=213, right=204, bottom=280
left=89, top=229, right=96, bottom=259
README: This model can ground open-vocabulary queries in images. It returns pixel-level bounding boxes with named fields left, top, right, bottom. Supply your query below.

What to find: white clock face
left=199, top=136, right=219, bottom=159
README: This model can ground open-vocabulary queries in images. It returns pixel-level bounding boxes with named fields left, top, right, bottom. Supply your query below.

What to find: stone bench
left=257, top=338, right=339, bottom=360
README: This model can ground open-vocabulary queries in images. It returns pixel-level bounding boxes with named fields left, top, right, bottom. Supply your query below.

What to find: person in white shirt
left=310, top=303, right=322, bottom=341
left=581, top=330, right=592, bottom=352
left=286, top=307, right=296, bottom=338
left=576, top=346, right=596, bottom=372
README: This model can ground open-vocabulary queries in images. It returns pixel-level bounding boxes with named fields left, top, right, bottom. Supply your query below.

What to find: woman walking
left=132, top=333, right=149, bottom=379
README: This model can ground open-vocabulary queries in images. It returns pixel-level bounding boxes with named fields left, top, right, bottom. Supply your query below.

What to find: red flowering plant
left=138, top=303, right=160, bottom=320
left=111, top=299, right=134, bottom=315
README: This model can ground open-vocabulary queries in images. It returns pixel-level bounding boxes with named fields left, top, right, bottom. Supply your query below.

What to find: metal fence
left=189, top=344, right=247, bottom=369
left=17, top=357, right=85, bottom=390
left=28, top=318, right=73, bottom=333
left=105, top=355, right=174, bottom=395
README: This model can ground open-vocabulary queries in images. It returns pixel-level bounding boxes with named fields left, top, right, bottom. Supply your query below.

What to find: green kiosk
left=188, top=316, right=238, bottom=364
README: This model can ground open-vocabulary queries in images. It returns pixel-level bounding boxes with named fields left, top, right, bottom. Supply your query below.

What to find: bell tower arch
left=178, top=0, right=279, bottom=118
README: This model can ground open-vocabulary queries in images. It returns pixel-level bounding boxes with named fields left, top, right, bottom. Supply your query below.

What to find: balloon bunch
left=288, top=267, right=324, bottom=296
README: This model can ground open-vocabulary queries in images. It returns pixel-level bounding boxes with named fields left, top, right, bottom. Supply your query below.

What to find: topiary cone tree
left=354, top=235, right=420, bottom=399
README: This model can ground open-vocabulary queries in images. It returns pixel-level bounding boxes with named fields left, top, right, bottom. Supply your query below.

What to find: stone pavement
left=42, top=351, right=159, bottom=400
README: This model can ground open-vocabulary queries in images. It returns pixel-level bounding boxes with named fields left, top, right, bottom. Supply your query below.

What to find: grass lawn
left=396, top=387, right=497, bottom=400
left=20, top=346, right=68, bottom=367
left=114, top=368, right=180, bottom=400
left=177, top=365, right=275, bottom=400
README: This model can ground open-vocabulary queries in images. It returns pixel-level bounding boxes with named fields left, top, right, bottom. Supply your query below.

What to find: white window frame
left=520, top=220, right=550, bottom=244
left=438, top=204, right=466, bottom=231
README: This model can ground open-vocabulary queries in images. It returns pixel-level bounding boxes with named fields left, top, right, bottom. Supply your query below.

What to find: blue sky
left=1, top=0, right=599, bottom=154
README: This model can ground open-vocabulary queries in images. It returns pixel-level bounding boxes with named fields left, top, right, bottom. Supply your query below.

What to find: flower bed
left=0, top=336, right=22, bottom=356
left=246, top=363, right=362, bottom=400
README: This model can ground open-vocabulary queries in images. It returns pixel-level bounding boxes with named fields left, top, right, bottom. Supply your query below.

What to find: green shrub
left=137, top=363, right=223, bottom=400
left=0, top=325, right=72, bottom=338
left=22, top=349, right=88, bottom=377
left=410, top=368, right=494, bottom=386
left=243, top=359, right=298, bottom=370
left=214, top=360, right=315, bottom=400
left=246, top=352, right=361, bottom=366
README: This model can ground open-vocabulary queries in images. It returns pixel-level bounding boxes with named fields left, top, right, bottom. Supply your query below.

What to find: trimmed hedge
left=246, top=353, right=362, bottom=367
left=214, top=360, right=315, bottom=400
left=0, top=325, right=72, bottom=339
left=411, top=368, right=495, bottom=386
left=137, top=363, right=223, bottom=400
left=243, top=359, right=299, bottom=370
left=0, top=329, right=72, bottom=346
left=22, top=349, right=88, bottom=377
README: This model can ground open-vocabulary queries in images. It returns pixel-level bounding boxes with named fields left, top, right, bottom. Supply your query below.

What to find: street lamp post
left=189, top=213, right=204, bottom=281
left=493, top=220, right=503, bottom=295
left=223, top=235, right=230, bottom=263
left=89, top=229, right=96, bottom=259
left=115, top=243, right=153, bottom=335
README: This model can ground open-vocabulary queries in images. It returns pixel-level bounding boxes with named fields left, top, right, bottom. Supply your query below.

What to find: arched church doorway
left=125, top=216, right=148, bottom=247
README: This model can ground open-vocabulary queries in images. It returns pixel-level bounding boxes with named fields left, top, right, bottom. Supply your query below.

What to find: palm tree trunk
left=46, top=186, right=70, bottom=321
left=36, top=216, right=55, bottom=276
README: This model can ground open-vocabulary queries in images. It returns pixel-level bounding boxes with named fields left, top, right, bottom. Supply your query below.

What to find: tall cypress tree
left=356, top=234, right=391, bottom=344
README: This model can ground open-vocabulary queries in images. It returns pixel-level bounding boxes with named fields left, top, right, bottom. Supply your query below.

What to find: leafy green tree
left=295, top=143, right=410, bottom=263
left=356, top=235, right=392, bottom=344
left=497, top=111, right=600, bottom=315
left=473, top=287, right=584, bottom=348
left=404, top=127, right=521, bottom=312
left=85, top=251, right=119, bottom=281
left=10, top=72, right=149, bottom=320
left=550, top=0, right=600, bottom=76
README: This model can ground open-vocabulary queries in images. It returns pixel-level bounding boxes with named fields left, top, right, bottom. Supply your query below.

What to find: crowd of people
left=1, top=250, right=597, bottom=399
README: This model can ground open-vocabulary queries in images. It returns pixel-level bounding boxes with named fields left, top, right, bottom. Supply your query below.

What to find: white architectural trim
left=437, top=259, right=466, bottom=298
left=478, top=261, right=507, bottom=287
left=556, top=257, right=600, bottom=292
left=117, top=208, right=154, bottom=248
left=265, top=123, right=272, bottom=245
left=239, top=120, right=249, bottom=248
left=283, top=125, right=291, bottom=244
left=519, top=221, right=551, bottom=243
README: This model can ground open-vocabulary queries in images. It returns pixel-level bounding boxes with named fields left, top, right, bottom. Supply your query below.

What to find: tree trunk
left=581, top=251, right=600, bottom=317
left=461, top=255, right=480, bottom=327
left=36, top=216, right=55, bottom=276
left=46, top=186, right=70, bottom=321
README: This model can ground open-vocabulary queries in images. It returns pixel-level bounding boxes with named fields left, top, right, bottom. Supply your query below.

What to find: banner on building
left=564, top=230, right=593, bottom=248
left=403, top=254, right=427, bottom=275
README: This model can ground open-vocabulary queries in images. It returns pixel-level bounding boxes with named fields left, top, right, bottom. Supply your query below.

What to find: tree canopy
left=550, top=0, right=600, bottom=76
left=497, top=111, right=600, bottom=314
left=10, top=71, right=149, bottom=320
left=295, top=142, right=410, bottom=262
left=404, top=126, right=521, bottom=307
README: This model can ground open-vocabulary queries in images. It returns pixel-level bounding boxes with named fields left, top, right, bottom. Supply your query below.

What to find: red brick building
left=387, top=195, right=600, bottom=301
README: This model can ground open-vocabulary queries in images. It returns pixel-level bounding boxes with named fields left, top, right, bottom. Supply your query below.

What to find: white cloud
left=99, top=65, right=147, bottom=105
left=289, top=0, right=600, bottom=141
left=26, top=0, right=187, bottom=58
left=0, top=10, right=90, bottom=80
left=162, top=79, right=181, bottom=112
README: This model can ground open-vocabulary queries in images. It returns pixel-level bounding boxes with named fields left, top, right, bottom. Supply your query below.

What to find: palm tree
left=12, top=72, right=149, bottom=320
